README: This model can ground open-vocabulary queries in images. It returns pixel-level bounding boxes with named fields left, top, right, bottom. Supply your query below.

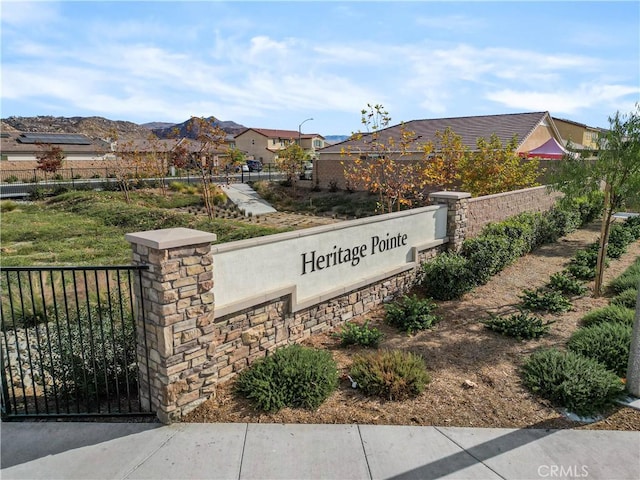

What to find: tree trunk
left=626, top=284, right=640, bottom=397
left=593, top=183, right=613, bottom=297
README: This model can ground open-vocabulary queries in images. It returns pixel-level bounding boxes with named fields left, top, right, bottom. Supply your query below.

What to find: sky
left=1, top=1, right=639, bottom=135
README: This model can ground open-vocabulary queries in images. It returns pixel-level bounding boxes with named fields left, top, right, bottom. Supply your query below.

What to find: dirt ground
left=184, top=223, right=640, bottom=431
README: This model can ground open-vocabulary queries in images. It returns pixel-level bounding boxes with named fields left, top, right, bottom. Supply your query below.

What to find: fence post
left=126, top=228, right=217, bottom=424
left=428, top=191, right=471, bottom=252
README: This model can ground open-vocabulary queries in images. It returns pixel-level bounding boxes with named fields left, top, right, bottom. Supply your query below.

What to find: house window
left=313, top=139, right=323, bottom=148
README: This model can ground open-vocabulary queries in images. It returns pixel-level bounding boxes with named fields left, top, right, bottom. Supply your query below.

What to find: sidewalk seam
left=434, top=426, right=507, bottom=480
left=237, top=423, right=249, bottom=480
left=120, top=425, right=183, bottom=480
left=357, top=424, right=374, bottom=480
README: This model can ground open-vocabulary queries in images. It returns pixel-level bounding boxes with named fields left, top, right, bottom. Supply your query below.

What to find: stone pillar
left=429, top=191, right=471, bottom=252
left=126, top=227, right=217, bottom=424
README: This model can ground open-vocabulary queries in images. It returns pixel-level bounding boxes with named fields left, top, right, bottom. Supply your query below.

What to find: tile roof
left=0, top=131, right=109, bottom=154
left=320, top=112, right=554, bottom=153
left=235, top=128, right=323, bottom=139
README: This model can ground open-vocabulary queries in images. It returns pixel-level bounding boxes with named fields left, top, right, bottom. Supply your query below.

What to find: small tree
left=276, top=142, right=307, bottom=194
left=551, top=104, right=640, bottom=296
left=459, top=134, right=540, bottom=196
left=110, top=133, right=143, bottom=203
left=184, top=116, right=228, bottom=218
left=422, top=127, right=467, bottom=191
left=36, top=144, right=65, bottom=175
left=341, top=104, right=428, bottom=213
left=139, top=133, right=170, bottom=195
left=224, top=146, right=246, bottom=183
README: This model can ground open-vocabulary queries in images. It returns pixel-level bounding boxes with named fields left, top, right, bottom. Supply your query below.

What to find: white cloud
left=486, top=84, right=640, bottom=114
left=0, top=1, right=60, bottom=27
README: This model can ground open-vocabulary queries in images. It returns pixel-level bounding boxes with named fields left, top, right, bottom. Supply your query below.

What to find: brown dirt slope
left=184, top=223, right=640, bottom=431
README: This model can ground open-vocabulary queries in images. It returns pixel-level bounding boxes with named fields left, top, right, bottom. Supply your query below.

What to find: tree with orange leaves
left=341, top=104, right=429, bottom=213
left=459, top=134, right=539, bottom=196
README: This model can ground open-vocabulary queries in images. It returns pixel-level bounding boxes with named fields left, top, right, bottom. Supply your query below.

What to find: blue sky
left=2, top=1, right=639, bottom=135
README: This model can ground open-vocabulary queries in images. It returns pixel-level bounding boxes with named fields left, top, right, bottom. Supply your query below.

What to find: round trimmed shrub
left=581, top=304, right=635, bottom=327
left=568, top=323, right=632, bottom=376
left=385, top=295, right=440, bottom=334
left=337, top=321, right=384, bottom=348
left=235, top=344, right=338, bottom=412
left=350, top=350, right=430, bottom=400
left=521, top=348, right=625, bottom=416
left=420, top=253, right=473, bottom=300
left=461, top=235, right=511, bottom=284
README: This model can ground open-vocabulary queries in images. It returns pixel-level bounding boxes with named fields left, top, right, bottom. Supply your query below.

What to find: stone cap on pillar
left=429, top=191, right=472, bottom=200
left=126, top=228, right=217, bottom=250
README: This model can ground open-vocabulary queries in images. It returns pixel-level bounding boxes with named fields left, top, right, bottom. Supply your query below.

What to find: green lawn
left=1, top=190, right=287, bottom=266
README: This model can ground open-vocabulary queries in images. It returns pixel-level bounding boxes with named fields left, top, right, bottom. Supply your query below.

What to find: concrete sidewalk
left=222, top=184, right=277, bottom=216
left=2, top=422, right=639, bottom=479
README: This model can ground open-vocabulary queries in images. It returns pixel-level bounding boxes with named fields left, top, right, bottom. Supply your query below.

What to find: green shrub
left=568, top=323, right=632, bottom=377
left=545, top=206, right=582, bottom=237
left=337, top=321, right=383, bottom=348
left=385, top=295, right=440, bottom=334
left=521, top=348, right=625, bottom=416
left=611, top=288, right=638, bottom=309
left=608, top=224, right=634, bottom=249
left=45, top=301, right=138, bottom=401
left=481, top=213, right=537, bottom=258
left=566, top=248, right=604, bottom=280
left=349, top=350, right=430, bottom=400
left=460, top=235, right=511, bottom=284
left=28, top=187, right=47, bottom=201
left=581, top=304, right=635, bottom=327
left=607, top=259, right=640, bottom=294
left=565, top=263, right=595, bottom=280
left=519, top=289, right=572, bottom=313
left=420, top=253, right=473, bottom=300
left=547, top=272, right=588, bottom=296
left=483, top=312, right=553, bottom=340
left=622, top=215, right=640, bottom=239
left=5, top=175, right=19, bottom=184
left=235, top=344, right=338, bottom=412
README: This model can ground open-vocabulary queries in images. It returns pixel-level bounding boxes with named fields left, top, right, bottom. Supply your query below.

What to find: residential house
left=0, top=131, right=111, bottom=172
left=552, top=117, right=603, bottom=158
left=233, top=128, right=325, bottom=165
left=316, top=111, right=566, bottom=190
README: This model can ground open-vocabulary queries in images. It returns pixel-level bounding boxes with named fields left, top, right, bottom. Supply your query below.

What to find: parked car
left=300, top=161, right=313, bottom=180
left=246, top=160, right=263, bottom=172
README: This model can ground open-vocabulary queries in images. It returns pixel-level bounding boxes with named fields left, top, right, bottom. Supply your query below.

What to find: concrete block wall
left=466, top=185, right=562, bottom=238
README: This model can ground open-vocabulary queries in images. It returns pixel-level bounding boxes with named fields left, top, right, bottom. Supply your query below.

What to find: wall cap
left=429, top=191, right=472, bottom=200
left=126, top=228, right=217, bottom=250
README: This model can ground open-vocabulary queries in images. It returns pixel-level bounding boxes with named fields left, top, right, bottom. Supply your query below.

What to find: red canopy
left=522, top=137, right=569, bottom=159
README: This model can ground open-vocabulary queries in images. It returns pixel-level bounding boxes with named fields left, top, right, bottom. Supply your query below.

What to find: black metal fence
left=0, top=266, right=153, bottom=419
left=0, top=165, right=284, bottom=184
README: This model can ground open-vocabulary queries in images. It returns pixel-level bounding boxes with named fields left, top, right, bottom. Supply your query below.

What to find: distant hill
left=151, top=117, right=247, bottom=139
left=1, top=115, right=247, bottom=141
left=2, top=115, right=152, bottom=141
left=141, top=122, right=175, bottom=130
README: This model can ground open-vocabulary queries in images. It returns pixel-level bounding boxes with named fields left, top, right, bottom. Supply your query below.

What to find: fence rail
left=0, top=165, right=283, bottom=184
left=0, top=265, right=152, bottom=418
